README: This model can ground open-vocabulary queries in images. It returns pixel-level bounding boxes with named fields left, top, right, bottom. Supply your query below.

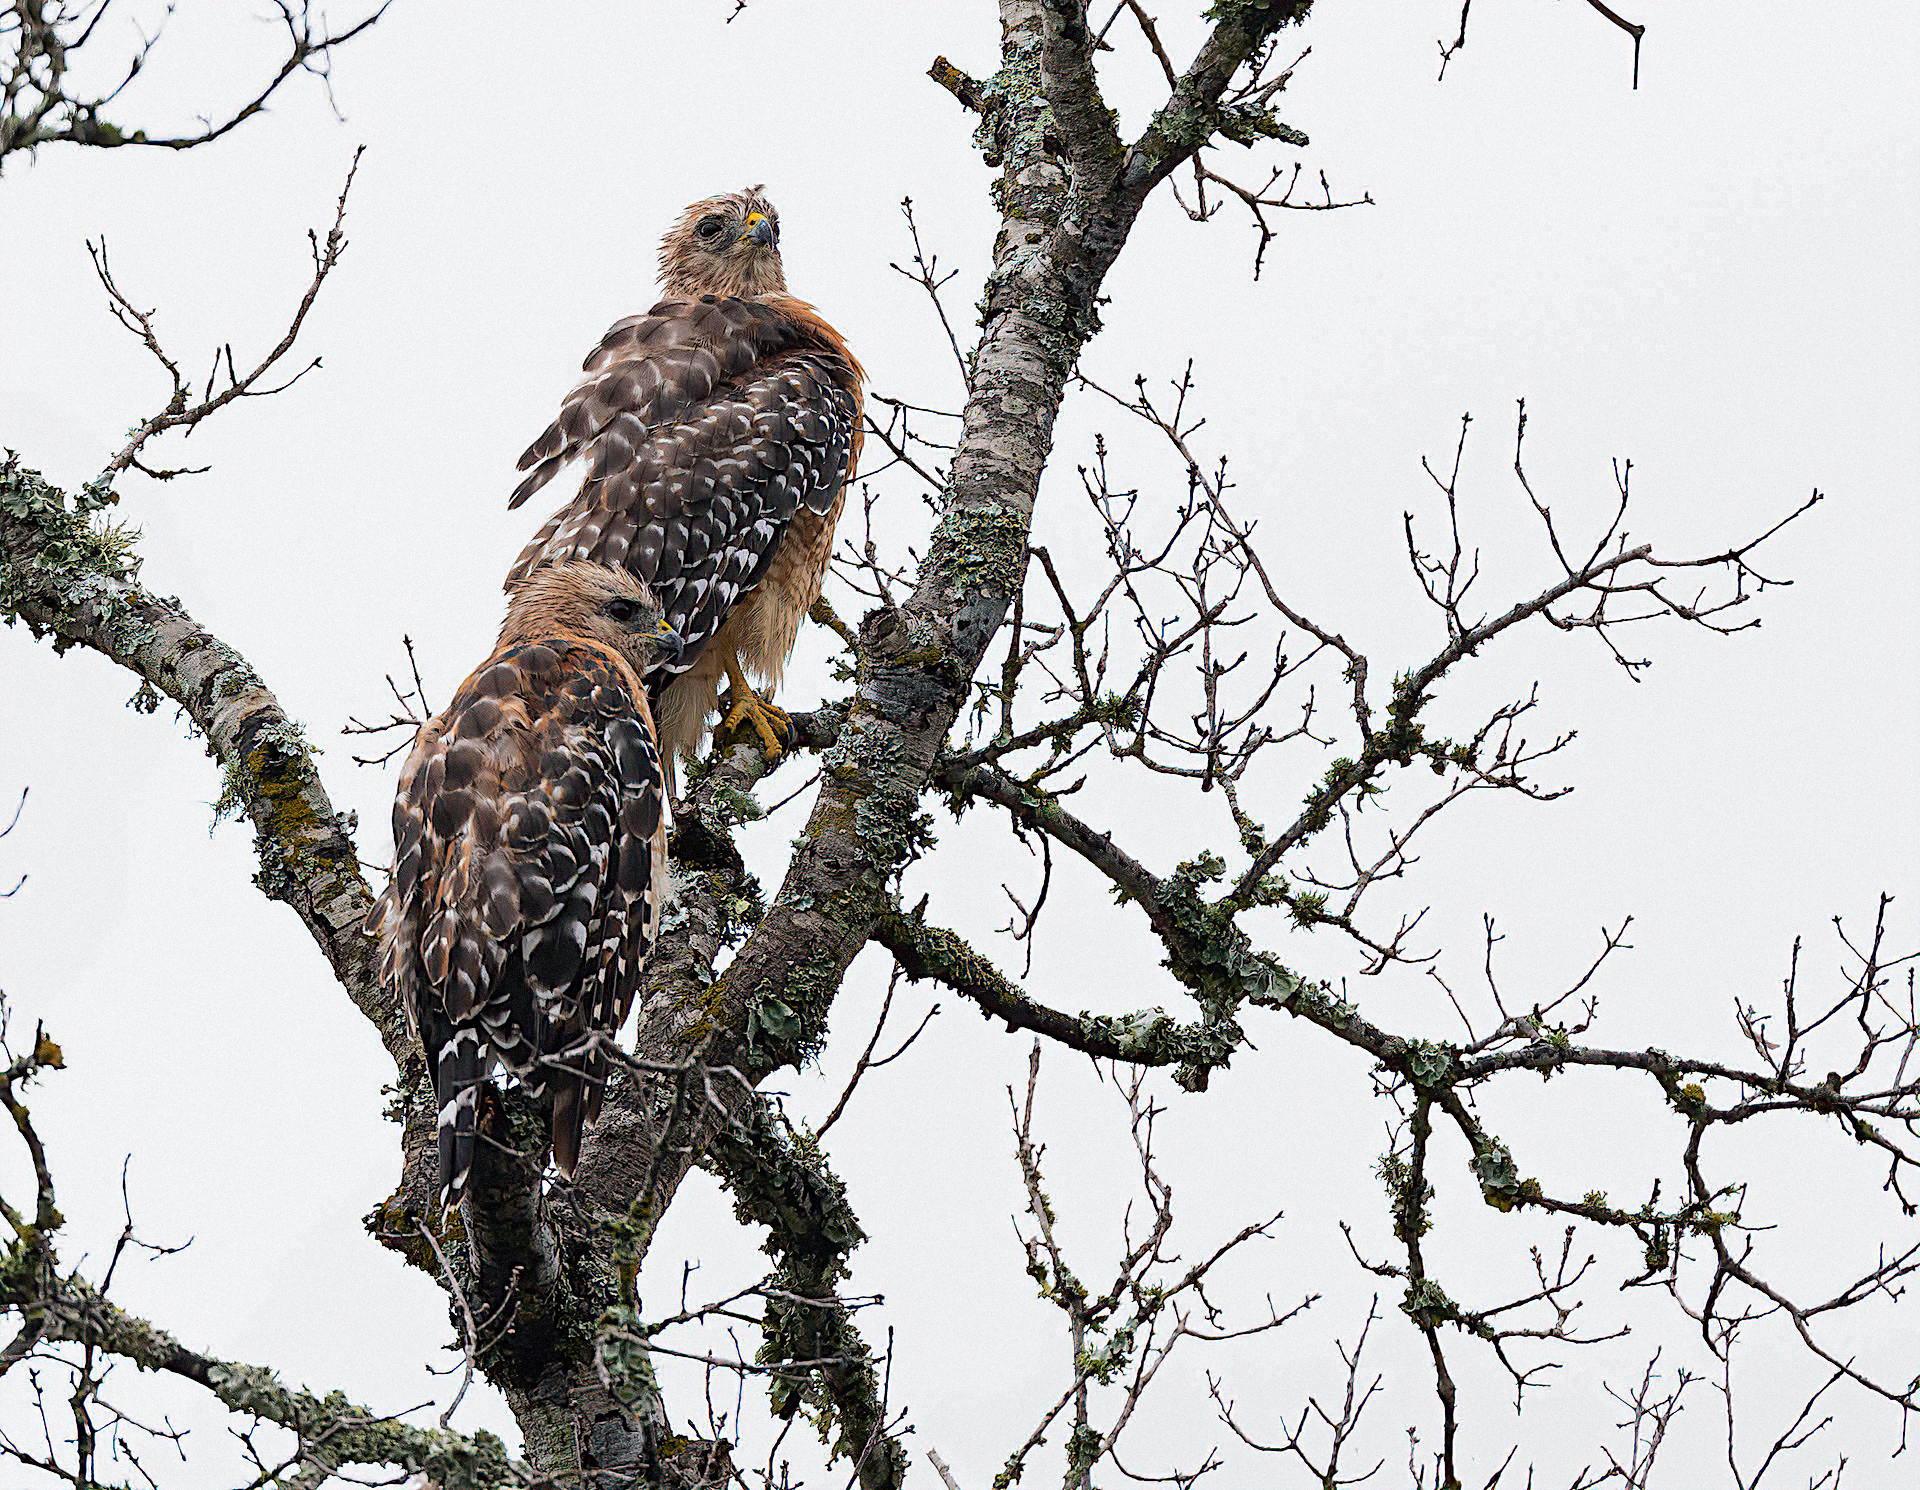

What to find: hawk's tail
left=550, top=1072, right=585, bottom=1180
left=548, top=1046, right=611, bottom=1179
left=436, top=1025, right=484, bottom=1208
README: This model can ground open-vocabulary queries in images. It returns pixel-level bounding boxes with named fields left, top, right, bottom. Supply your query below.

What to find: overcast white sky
left=2, top=3, right=1916, bottom=1486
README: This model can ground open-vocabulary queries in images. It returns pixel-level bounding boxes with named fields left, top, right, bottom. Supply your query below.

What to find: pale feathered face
left=658, top=185, right=787, bottom=299
left=501, top=562, right=682, bottom=675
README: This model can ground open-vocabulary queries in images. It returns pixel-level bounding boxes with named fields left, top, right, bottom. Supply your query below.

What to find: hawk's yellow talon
left=721, top=652, right=794, bottom=758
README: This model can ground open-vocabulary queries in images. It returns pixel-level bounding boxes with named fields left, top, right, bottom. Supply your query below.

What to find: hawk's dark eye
left=606, top=597, right=640, bottom=623
left=695, top=215, right=726, bottom=242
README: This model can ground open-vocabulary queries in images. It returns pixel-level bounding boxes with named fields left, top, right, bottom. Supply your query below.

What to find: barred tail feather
left=550, top=1071, right=586, bottom=1178
left=582, top=1047, right=612, bottom=1130
left=436, top=1026, right=484, bottom=1207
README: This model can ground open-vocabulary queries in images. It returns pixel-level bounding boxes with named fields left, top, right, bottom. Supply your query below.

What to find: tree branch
left=0, top=1001, right=515, bottom=1488
left=872, top=899, right=1237, bottom=1071
left=1038, top=0, right=1125, bottom=194
left=97, top=147, right=363, bottom=482
left=0, top=1, right=387, bottom=170
left=27, top=1275, right=521, bottom=1489
left=0, top=458, right=400, bottom=1069
left=1121, top=0, right=1312, bottom=202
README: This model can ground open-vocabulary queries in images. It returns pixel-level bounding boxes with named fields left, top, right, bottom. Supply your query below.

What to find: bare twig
left=96, top=147, right=365, bottom=482
left=1585, top=0, right=1646, bottom=89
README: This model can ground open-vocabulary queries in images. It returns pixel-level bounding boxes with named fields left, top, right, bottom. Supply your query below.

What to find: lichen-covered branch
left=936, top=759, right=1172, bottom=922
left=0, top=458, right=399, bottom=1068
left=872, top=897, right=1239, bottom=1072
left=1120, top=0, right=1313, bottom=202
left=29, top=1283, right=522, bottom=1490
left=1, top=1001, right=517, bottom=1489
left=701, top=1094, right=906, bottom=1490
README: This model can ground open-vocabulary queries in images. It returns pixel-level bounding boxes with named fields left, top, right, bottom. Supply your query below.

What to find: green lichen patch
left=1, top=456, right=143, bottom=646
left=1153, top=852, right=1313, bottom=1087
left=1378, top=1149, right=1433, bottom=1244
left=1203, top=0, right=1313, bottom=27
left=1399, top=1276, right=1491, bottom=1339
left=929, top=496, right=1029, bottom=604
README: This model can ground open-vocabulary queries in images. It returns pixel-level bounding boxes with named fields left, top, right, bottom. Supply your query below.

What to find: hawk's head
left=658, top=185, right=787, bottom=299
left=503, top=563, right=683, bottom=677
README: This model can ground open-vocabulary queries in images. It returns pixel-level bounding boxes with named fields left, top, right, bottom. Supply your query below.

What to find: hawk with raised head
left=369, top=563, right=680, bottom=1205
left=506, top=186, right=864, bottom=781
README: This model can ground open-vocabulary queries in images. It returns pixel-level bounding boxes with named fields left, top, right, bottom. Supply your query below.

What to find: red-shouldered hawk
left=505, top=186, right=864, bottom=781
left=369, top=563, right=679, bottom=1205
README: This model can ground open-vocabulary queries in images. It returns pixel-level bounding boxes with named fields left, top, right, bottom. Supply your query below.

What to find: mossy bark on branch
left=14, top=1268, right=519, bottom=1488
left=703, top=1097, right=905, bottom=1490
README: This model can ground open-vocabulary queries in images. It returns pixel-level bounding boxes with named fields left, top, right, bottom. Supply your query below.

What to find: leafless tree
left=2, top=4, right=1911, bottom=1489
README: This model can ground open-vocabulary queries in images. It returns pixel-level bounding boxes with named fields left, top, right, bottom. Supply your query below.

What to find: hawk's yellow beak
left=741, top=212, right=774, bottom=248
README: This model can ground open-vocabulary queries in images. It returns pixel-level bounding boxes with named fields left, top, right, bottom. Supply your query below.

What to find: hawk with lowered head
left=506, top=186, right=864, bottom=781
left=369, top=563, right=680, bottom=1206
